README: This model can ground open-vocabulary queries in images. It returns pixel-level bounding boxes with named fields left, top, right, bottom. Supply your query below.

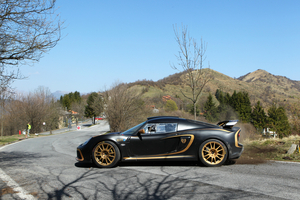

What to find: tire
left=199, top=139, right=228, bottom=167
left=92, top=141, right=120, bottom=168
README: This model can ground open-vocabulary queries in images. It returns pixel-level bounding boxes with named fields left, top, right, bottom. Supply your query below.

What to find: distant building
left=162, top=95, right=174, bottom=102
left=153, top=108, right=159, bottom=113
left=146, top=105, right=159, bottom=113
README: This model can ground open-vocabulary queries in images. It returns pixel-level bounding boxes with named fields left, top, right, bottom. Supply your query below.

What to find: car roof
left=147, top=116, right=182, bottom=123
left=147, top=116, right=179, bottom=120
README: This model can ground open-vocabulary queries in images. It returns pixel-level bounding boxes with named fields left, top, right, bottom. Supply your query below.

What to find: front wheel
left=199, top=139, right=228, bottom=167
left=92, top=141, right=120, bottom=168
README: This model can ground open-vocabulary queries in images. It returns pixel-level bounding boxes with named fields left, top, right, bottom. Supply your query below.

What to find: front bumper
left=76, top=148, right=84, bottom=161
left=76, top=144, right=92, bottom=163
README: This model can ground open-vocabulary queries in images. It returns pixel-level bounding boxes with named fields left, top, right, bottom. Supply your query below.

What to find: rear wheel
left=199, top=139, right=227, bottom=167
left=92, top=141, right=120, bottom=168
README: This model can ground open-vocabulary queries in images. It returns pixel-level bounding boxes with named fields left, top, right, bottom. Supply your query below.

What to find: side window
left=144, top=124, right=156, bottom=134
left=143, top=123, right=177, bottom=134
left=165, top=123, right=177, bottom=132
left=156, top=124, right=166, bottom=133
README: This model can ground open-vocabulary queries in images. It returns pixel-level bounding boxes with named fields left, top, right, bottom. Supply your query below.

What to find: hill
left=127, top=69, right=300, bottom=111
left=236, top=69, right=300, bottom=107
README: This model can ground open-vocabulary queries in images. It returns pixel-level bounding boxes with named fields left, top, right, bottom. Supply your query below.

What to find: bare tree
left=4, top=95, right=25, bottom=136
left=288, top=100, right=300, bottom=134
left=104, top=82, right=148, bottom=132
left=45, top=99, right=60, bottom=134
left=0, top=0, right=63, bottom=66
left=22, top=86, right=55, bottom=134
left=90, top=93, right=104, bottom=117
left=0, top=0, right=63, bottom=91
left=171, top=25, right=212, bottom=120
left=0, top=65, right=22, bottom=137
left=0, top=89, right=13, bottom=137
left=85, top=92, right=102, bottom=124
left=2, top=87, right=60, bottom=136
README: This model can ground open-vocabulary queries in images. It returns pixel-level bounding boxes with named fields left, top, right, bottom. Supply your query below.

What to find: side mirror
left=138, top=129, right=145, bottom=134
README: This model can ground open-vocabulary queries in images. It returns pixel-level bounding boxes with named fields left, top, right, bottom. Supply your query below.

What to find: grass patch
left=0, top=135, right=26, bottom=146
left=141, top=86, right=164, bottom=98
left=0, top=134, right=43, bottom=147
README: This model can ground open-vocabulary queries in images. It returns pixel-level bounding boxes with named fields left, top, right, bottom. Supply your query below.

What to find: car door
left=127, top=123, right=180, bottom=157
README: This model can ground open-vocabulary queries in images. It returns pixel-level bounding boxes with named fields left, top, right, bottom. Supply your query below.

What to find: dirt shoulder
left=237, top=135, right=300, bottom=164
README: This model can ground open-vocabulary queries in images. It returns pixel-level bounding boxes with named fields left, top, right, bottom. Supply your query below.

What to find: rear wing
left=217, top=120, right=238, bottom=129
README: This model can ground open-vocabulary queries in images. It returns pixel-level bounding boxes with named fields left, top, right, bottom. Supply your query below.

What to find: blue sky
left=12, top=0, right=300, bottom=95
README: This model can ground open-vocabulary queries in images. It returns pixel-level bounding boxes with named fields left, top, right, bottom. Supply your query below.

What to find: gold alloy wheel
left=94, top=142, right=116, bottom=166
left=201, top=141, right=226, bottom=165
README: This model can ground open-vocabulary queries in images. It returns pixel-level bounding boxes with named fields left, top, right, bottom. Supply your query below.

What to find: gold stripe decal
left=165, top=134, right=194, bottom=155
left=235, top=130, right=242, bottom=148
left=76, top=149, right=84, bottom=161
left=123, top=155, right=194, bottom=160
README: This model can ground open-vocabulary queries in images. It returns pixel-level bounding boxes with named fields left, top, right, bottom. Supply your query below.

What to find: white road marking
left=0, top=140, right=36, bottom=199
left=0, top=168, right=36, bottom=200
left=274, top=160, right=300, bottom=165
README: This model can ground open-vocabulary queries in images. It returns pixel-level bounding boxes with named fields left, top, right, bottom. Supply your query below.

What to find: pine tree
left=62, top=95, right=71, bottom=110
left=224, top=93, right=231, bottom=104
left=230, top=90, right=238, bottom=110
left=85, top=92, right=102, bottom=124
left=215, top=89, right=221, bottom=100
left=268, top=104, right=291, bottom=138
left=74, top=91, right=81, bottom=102
left=214, top=89, right=238, bottom=121
left=230, top=91, right=251, bottom=122
left=60, top=91, right=82, bottom=110
left=240, top=92, right=252, bottom=122
left=251, top=101, right=267, bottom=130
left=203, top=93, right=218, bottom=122
left=215, top=90, right=228, bottom=121
left=216, top=90, right=226, bottom=113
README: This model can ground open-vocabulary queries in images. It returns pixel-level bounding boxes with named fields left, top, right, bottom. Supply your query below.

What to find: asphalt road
left=0, top=121, right=299, bottom=200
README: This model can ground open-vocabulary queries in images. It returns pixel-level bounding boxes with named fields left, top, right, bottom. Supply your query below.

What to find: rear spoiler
left=217, top=120, right=238, bottom=129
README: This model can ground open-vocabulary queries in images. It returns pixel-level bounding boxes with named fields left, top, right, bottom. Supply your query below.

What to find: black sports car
left=76, top=116, right=243, bottom=168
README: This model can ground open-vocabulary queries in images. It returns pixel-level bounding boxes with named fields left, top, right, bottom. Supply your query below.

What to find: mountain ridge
left=128, top=69, right=299, bottom=111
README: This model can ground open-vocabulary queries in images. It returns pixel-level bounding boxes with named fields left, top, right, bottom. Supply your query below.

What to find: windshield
left=121, top=121, right=146, bottom=136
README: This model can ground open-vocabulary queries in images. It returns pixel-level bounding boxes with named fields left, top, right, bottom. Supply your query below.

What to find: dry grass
left=0, top=187, right=18, bottom=196
left=0, top=134, right=43, bottom=147
left=238, top=135, right=300, bottom=164
left=0, top=187, right=39, bottom=198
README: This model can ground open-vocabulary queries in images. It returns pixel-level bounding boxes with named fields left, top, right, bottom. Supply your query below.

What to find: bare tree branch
left=104, top=81, right=146, bottom=132
left=0, top=0, right=63, bottom=67
left=171, top=25, right=213, bottom=120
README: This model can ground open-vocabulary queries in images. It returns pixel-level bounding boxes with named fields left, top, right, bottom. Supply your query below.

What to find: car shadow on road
left=74, top=162, right=97, bottom=168
left=75, top=161, right=207, bottom=168
left=119, top=161, right=202, bottom=167
left=74, top=157, right=243, bottom=168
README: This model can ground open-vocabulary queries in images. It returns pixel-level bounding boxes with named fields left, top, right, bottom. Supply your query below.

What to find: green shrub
left=165, top=100, right=178, bottom=112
